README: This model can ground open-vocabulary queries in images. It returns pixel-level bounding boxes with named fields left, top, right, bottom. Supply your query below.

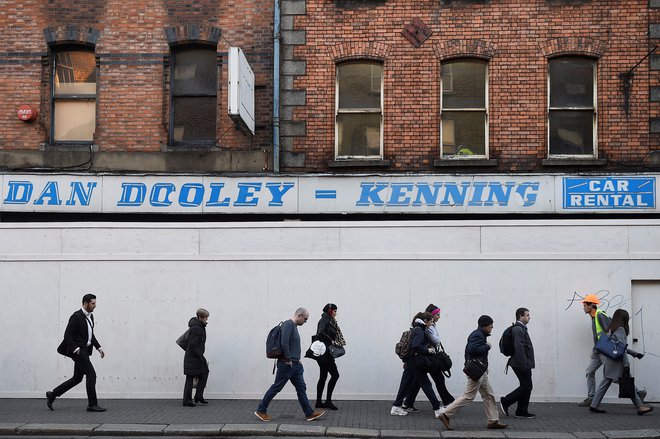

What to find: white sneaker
left=390, top=406, right=408, bottom=416
left=434, top=407, right=446, bottom=418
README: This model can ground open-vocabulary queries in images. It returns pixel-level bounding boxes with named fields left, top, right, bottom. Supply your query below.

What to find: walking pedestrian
left=578, top=294, right=611, bottom=407
left=500, top=307, right=535, bottom=419
left=589, top=309, right=653, bottom=415
left=438, top=315, right=507, bottom=431
left=255, top=307, right=325, bottom=422
left=47, top=293, right=107, bottom=412
left=182, top=308, right=210, bottom=407
left=403, top=304, right=454, bottom=411
left=314, top=303, right=345, bottom=410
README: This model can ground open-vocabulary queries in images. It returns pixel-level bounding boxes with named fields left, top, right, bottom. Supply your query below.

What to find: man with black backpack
left=499, top=308, right=536, bottom=419
left=255, top=307, right=325, bottom=422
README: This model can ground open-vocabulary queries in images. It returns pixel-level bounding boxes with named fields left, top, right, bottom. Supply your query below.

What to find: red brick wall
left=0, top=0, right=273, bottom=159
left=286, top=0, right=653, bottom=172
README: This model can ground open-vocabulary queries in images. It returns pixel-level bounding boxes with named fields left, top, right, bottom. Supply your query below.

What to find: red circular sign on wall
left=17, top=105, right=37, bottom=122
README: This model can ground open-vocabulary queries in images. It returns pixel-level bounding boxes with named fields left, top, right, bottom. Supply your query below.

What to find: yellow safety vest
left=594, top=309, right=608, bottom=340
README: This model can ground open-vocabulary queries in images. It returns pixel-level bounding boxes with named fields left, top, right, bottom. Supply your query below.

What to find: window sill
left=433, top=158, right=497, bottom=167
left=542, top=158, right=606, bottom=167
left=41, top=143, right=96, bottom=151
left=328, top=159, right=391, bottom=168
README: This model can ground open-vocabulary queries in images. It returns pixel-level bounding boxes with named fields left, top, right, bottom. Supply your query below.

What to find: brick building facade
left=279, top=0, right=660, bottom=173
left=0, top=0, right=274, bottom=174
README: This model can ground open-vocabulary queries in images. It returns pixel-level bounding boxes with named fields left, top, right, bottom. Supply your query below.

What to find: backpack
left=395, top=329, right=413, bottom=360
left=499, top=324, right=515, bottom=357
left=176, top=328, right=190, bottom=350
left=266, top=321, right=284, bottom=358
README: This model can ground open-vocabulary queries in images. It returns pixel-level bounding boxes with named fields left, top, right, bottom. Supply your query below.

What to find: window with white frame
left=336, top=62, right=383, bottom=158
left=171, top=47, right=217, bottom=145
left=52, top=50, right=97, bottom=142
left=548, top=56, right=596, bottom=156
left=441, top=59, right=487, bottom=157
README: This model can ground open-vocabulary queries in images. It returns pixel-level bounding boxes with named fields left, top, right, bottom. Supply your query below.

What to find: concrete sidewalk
left=0, top=398, right=657, bottom=439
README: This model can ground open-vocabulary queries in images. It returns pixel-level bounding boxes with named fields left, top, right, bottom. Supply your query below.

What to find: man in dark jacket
left=438, top=315, right=507, bottom=431
left=500, top=308, right=536, bottom=419
left=183, top=308, right=210, bottom=406
left=47, top=293, right=106, bottom=412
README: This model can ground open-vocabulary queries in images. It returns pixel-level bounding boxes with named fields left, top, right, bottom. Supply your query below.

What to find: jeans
left=585, top=351, right=603, bottom=398
left=257, top=361, right=313, bottom=416
left=52, top=350, right=97, bottom=406
left=406, top=369, right=455, bottom=407
left=502, top=367, right=533, bottom=415
left=393, top=362, right=415, bottom=407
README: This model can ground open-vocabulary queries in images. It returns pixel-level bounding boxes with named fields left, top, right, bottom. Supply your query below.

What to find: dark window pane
left=550, top=58, right=594, bottom=108
left=337, top=113, right=381, bottom=156
left=442, top=60, right=486, bottom=109
left=173, top=49, right=217, bottom=95
left=54, top=51, right=96, bottom=96
left=441, top=111, right=486, bottom=156
left=172, top=97, right=217, bottom=142
left=338, top=63, right=382, bottom=110
left=549, top=110, right=594, bottom=155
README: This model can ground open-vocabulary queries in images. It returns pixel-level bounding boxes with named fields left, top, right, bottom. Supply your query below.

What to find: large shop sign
left=0, top=174, right=656, bottom=214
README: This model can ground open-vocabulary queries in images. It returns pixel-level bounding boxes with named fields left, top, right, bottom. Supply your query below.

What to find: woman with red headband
left=314, top=303, right=346, bottom=410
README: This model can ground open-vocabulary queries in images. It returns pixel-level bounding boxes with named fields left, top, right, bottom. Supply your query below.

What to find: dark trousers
left=393, top=362, right=415, bottom=406
left=316, top=355, right=339, bottom=403
left=408, top=356, right=441, bottom=410
left=183, top=373, right=208, bottom=403
left=406, top=368, right=455, bottom=407
left=503, top=367, right=533, bottom=415
left=257, top=361, right=313, bottom=416
left=52, top=350, right=97, bottom=406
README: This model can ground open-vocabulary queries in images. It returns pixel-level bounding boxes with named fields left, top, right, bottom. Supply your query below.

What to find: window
left=336, top=62, right=383, bottom=158
left=171, top=48, right=217, bottom=145
left=548, top=57, right=596, bottom=156
left=441, top=60, right=487, bottom=157
left=52, top=50, right=97, bottom=142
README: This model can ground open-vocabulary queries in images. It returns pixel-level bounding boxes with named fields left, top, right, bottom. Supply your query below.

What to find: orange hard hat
left=581, top=294, right=601, bottom=305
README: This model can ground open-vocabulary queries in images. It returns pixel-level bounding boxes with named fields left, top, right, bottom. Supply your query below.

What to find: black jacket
left=57, top=309, right=100, bottom=358
left=464, top=327, right=491, bottom=367
left=509, top=322, right=535, bottom=370
left=184, top=317, right=208, bottom=376
left=316, top=312, right=338, bottom=345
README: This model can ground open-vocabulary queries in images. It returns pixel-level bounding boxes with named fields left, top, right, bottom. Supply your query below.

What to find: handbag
left=329, top=345, right=346, bottom=358
left=176, top=329, right=190, bottom=350
left=618, top=368, right=636, bottom=399
left=431, top=342, right=453, bottom=377
left=595, top=333, right=627, bottom=360
left=463, top=358, right=487, bottom=381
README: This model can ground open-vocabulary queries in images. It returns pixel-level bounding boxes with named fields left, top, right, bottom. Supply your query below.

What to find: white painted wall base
left=1, top=220, right=659, bottom=402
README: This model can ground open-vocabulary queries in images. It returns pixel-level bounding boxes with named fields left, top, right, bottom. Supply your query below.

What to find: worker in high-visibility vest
left=577, top=294, right=646, bottom=407
left=577, top=294, right=611, bottom=407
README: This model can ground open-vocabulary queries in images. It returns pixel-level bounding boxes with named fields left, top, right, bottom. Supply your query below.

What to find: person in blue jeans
left=255, top=307, right=326, bottom=422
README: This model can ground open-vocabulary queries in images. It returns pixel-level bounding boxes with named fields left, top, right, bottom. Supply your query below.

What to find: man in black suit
left=47, top=293, right=107, bottom=412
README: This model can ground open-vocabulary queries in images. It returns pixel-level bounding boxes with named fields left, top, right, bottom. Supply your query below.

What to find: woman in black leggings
left=315, top=303, right=345, bottom=410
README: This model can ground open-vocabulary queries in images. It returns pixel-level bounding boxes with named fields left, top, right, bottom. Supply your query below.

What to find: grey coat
left=601, top=327, right=640, bottom=380
left=509, top=322, right=535, bottom=370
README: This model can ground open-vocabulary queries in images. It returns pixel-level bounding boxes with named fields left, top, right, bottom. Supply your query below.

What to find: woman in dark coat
left=590, top=309, right=652, bottom=415
left=183, top=308, right=209, bottom=407
left=315, top=303, right=346, bottom=410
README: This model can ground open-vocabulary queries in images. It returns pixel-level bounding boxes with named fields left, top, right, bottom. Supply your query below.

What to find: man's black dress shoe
left=194, top=398, right=208, bottom=405
left=46, top=391, right=55, bottom=411
left=183, top=402, right=196, bottom=407
left=86, top=404, right=107, bottom=412
left=589, top=406, right=606, bottom=413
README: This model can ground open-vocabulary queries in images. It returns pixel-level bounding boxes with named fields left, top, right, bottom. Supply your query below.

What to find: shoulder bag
left=595, top=333, right=626, bottom=360
left=463, top=358, right=487, bottom=381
